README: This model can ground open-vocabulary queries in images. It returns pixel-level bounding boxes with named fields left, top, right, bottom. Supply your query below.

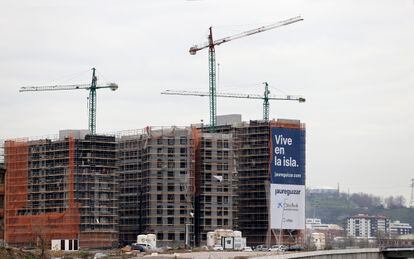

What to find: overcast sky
left=1, top=0, right=413, bottom=202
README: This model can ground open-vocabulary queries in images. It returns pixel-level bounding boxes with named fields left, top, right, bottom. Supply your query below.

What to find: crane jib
left=190, top=16, right=303, bottom=52
left=19, top=68, right=118, bottom=135
left=213, top=16, right=303, bottom=47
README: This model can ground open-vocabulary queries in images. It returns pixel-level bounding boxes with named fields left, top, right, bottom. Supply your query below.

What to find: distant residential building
left=347, top=214, right=390, bottom=238
left=309, top=187, right=338, bottom=195
left=306, top=218, right=322, bottom=227
left=306, top=218, right=344, bottom=243
left=390, top=221, right=412, bottom=237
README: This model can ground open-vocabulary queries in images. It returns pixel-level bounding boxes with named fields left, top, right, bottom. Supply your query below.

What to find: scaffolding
left=0, top=146, right=6, bottom=243
left=117, top=127, right=195, bottom=247
left=4, top=138, right=80, bottom=247
left=4, top=132, right=118, bottom=249
left=195, top=132, right=238, bottom=246
left=2, top=121, right=305, bottom=248
left=210, top=119, right=306, bottom=247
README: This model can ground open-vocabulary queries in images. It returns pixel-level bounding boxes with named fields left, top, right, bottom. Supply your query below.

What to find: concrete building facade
left=117, top=127, right=240, bottom=248
left=195, top=132, right=238, bottom=245
left=390, top=221, right=412, bottom=237
left=306, top=218, right=345, bottom=245
left=347, top=214, right=390, bottom=238
left=117, top=127, right=196, bottom=247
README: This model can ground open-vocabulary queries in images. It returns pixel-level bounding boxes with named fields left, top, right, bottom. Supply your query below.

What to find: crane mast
left=208, top=27, right=217, bottom=129
left=189, top=16, right=303, bottom=131
left=89, top=68, right=97, bottom=135
left=263, top=82, right=270, bottom=122
left=20, top=68, right=118, bottom=135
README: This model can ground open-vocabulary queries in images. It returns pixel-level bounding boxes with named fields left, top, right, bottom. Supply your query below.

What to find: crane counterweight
left=189, top=46, right=198, bottom=55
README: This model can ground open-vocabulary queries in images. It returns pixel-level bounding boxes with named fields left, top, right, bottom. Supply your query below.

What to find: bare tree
left=31, top=219, right=51, bottom=259
left=385, top=195, right=406, bottom=209
left=350, top=193, right=382, bottom=208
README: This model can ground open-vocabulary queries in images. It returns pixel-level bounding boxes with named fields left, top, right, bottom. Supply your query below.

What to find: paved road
left=141, top=249, right=382, bottom=259
left=142, top=251, right=285, bottom=259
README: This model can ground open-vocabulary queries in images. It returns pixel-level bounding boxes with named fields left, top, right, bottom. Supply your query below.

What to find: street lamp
left=185, top=212, right=194, bottom=248
left=278, top=198, right=287, bottom=248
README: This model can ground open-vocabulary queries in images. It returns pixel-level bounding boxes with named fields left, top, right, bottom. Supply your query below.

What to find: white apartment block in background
left=390, top=221, right=412, bottom=237
left=306, top=218, right=322, bottom=228
left=306, top=218, right=344, bottom=242
left=347, top=214, right=389, bottom=238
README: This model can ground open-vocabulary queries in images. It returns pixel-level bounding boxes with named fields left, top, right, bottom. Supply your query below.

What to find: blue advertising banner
left=270, top=127, right=305, bottom=185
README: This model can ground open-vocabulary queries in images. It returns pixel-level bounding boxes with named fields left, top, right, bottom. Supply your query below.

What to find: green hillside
left=306, top=190, right=414, bottom=228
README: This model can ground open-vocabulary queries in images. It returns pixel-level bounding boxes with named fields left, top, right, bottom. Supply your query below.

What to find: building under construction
left=118, top=127, right=196, bottom=247
left=205, top=118, right=270, bottom=246
left=210, top=116, right=306, bottom=247
left=2, top=117, right=305, bottom=248
left=118, top=127, right=240, bottom=247
left=195, top=132, right=238, bottom=245
left=4, top=130, right=118, bottom=248
left=0, top=162, right=5, bottom=244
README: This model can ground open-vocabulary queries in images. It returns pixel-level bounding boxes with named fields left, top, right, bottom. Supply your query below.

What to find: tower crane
left=189, top=16, right=303, bottom=131
left=19, top=68, right=118, bottom=135
left=161, top=82, right=305, bottom=122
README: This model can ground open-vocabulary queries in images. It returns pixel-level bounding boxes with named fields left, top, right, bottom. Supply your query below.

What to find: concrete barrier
left=252, top=248, right=383, bottom=259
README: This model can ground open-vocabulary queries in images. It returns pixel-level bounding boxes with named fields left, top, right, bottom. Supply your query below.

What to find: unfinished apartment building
left=211, top=115, right=305, bottom=246
left=195, top=132, right=238, bottom=246
left=208, top=118, right=270, bottom=246
left=0, top=162, right=4, bottom=243
left=117, top=130, right=145, bottom=245
left=118, top=127, right=196, bottom=247
left=233, top=120, right=270, bottom=246
left=4, top=130, right=118, bottom=248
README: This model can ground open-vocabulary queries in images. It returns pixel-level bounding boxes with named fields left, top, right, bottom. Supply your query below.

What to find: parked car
left=286, top=245, right=305, bottom=251
left=269, top=245, right=287, bottom=252
left=243, top=246, right=253, bottom=252
left=94, top=253, right=108, bottom=259
left=137, top=243, right=153, bottom=250
left=255, top=244, right=268, bottom=251
left=212, top=244, right=223, bottom=251
left=131, top=243, right=145, bottom=252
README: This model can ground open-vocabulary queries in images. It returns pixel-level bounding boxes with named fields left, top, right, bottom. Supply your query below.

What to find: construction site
left=1, top=117, right=306, bottom=250
left=0, top=14, right=307, bottom=252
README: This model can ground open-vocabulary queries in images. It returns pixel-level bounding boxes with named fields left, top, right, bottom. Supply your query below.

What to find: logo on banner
left=277, top=201, right=299, bottom=211
left=270, top=184, right=305, bottom=230
left=275, top=189, right=301, bottom=196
